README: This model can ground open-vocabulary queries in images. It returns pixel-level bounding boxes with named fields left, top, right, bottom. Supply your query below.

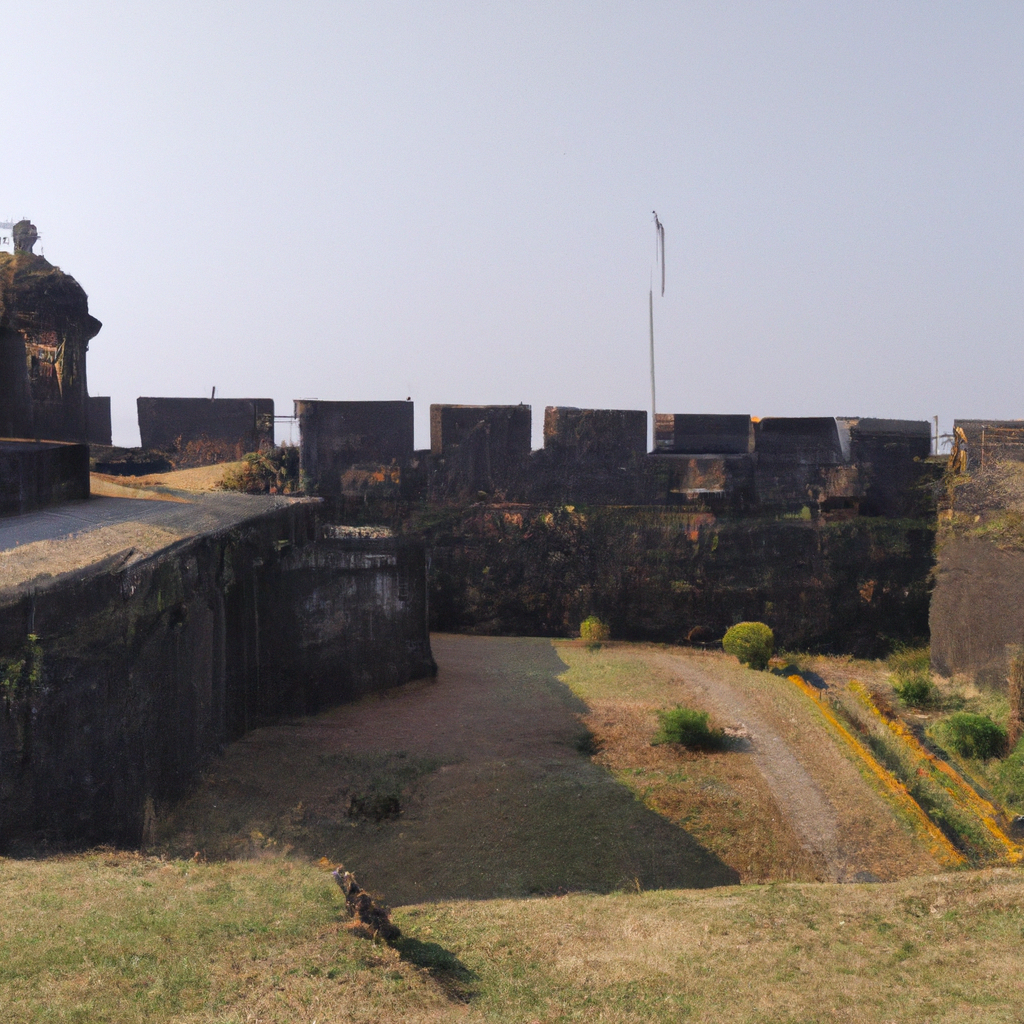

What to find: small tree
left=579, top=616, right=610, bottom=642
left=722, top=622, right=774, bottom=671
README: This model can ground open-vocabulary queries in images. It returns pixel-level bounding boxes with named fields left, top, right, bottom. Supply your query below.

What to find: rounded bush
left=579, top=616, right=610, bottom=642
left=652, top=707, right=724, bottom=749
left=943, top=713, right=1007, bottom=760
left=722, top=622, right=775, bottom=671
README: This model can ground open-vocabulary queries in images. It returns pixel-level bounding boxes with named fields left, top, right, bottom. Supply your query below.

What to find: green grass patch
left=651, top=707, right=726, bottom=750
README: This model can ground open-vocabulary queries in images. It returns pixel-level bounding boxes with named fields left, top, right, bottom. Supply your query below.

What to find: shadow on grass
left=772, top=663, right=828, bottom=691
left=391, top=936, right=478, bottom=1003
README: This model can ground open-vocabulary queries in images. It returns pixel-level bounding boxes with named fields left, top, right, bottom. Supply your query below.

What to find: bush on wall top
left=722, top=621, right=774, bottom=671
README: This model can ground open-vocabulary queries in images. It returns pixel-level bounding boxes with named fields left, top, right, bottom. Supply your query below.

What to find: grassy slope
left=1, top=853, right=1023, bottom=1023
left=5, top=640, right=1024, bottom=1022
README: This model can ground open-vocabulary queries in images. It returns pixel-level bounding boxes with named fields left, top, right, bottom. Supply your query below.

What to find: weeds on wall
left=0, top=634, right=41, bottom=703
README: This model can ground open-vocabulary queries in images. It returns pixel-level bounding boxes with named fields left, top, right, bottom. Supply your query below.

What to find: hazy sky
left=5, top=2, right=1022, bottom=449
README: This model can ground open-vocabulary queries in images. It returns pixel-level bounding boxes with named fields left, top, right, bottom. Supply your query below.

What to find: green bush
left=579, top=616, right=610, bottom=642
left=722, top=622, right=774, bottom=671
left=221, top=445, right=299, bottom=494
left=651, top=707, right=725, bottom=749
left=941, top=713, right=1007, bottom=760
left=893, top=672, right=933, bottom=708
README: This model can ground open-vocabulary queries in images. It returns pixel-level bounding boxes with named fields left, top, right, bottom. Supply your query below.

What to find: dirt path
left=652, top=653, right=844, bottom=878
left=159, top=635, right=739, bottom=903
left=647, top=649, right=939, bottom=882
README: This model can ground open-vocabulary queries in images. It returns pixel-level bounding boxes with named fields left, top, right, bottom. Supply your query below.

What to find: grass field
left=1, top=853, right=1023, bottom=1022
left=4, top=637, right=1024, bottom=1022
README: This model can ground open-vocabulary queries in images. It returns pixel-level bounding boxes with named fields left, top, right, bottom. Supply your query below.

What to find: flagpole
left=649, top=285, right=656, bottom=447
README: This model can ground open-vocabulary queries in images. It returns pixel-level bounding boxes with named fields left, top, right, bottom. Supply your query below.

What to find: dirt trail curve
left=651, top=651, right=937, bottom=884
left=653, top=651, right=885, bottom=882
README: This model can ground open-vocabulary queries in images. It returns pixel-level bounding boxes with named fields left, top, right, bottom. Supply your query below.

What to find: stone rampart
left=0, top=440, right=90, bottom=516
left=0, top=502, right=434, bottom=850
left=137, top=397, right=275, bottom=459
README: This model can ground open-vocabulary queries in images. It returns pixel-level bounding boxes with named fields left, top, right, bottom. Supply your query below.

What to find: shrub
left=221, top=445, right=299, bottom=494
left=579, top=616, right=610, bottom=642
left=942, top=713, right=1007, bottom=760
left=893, top=672, right=933, bottom=708
left=722, top=622, right=774, bottom=671
left=651, top=707, right=725, bottom=749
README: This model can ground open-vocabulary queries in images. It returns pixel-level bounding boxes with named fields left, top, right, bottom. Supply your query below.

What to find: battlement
left=293, top=400, right=934, bottom=515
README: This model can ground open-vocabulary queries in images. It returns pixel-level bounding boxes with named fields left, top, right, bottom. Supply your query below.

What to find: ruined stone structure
left=137, top=396, right=274, bottom=461
left=0, top=222, right=109, bottom=444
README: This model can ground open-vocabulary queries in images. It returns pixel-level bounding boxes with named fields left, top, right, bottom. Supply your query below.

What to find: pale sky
left=4, top=2, right=1022, bottom=449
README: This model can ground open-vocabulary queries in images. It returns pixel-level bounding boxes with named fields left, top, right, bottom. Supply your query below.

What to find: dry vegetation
left=4, top=637, right=1024, bottom=1022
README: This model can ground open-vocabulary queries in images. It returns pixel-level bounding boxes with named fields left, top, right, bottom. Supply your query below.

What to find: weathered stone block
left=543, top=407, right=647, bottom=458
left=754, top=417, right=844, bottom=463
left=137, top=397, right=274, bottom=456
left=295, top=400, right=414, bottom=498
left=429, top=404, right=531, bottom=498
left=655, top=414, right=753, bottom=454
left=0, top=439, right=89, bottom=516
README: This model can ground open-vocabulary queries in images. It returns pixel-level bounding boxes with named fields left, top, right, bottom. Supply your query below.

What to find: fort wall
left=137, top=397, right=274, bottom=459
left=0, top=501, right=434, bottom=851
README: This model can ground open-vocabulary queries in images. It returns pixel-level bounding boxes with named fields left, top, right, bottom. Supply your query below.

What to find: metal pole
left=649, top=287, right=656, bottom=446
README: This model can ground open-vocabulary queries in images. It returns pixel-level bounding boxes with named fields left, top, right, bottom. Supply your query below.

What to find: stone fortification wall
left=0, top=440, right=90, bottom=516
left=930, top=537, right=1024, bottom=688
left=929, top=446, right=1024, bottom=688
left=0, top=503, right=434, bottom=851
left=296, top=400, right=933, bottom=512
left=418, top=505, right=932, bottom=655
left=296, top=400, right=414, bottom=499
left=137, top=397, right=274, bottom=461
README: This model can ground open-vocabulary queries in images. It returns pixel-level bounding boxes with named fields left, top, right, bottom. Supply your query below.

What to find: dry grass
left=1, top=850, right=1023, bottom=1023
left=555, top=642, right=940, bottom=882
left=91, top=462, right=243, bottom=495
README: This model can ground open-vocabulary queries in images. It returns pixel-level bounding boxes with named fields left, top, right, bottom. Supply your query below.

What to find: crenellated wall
left=296, top=399, right=934, bottom=515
